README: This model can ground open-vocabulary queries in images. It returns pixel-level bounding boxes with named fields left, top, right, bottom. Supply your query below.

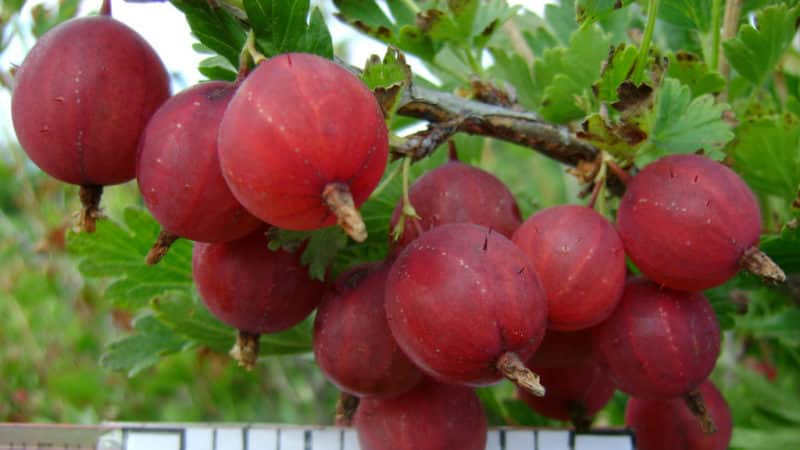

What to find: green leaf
left=536, top=25, right=609, bottom=123
left=666, top=51, right=726, bottom=97
left=730, top=366, right=800, bottom=423
left=658, top=0, right=713, bottom=30
left=101, top=315, right=189, bottom=377
left=297, top=7, right=334, bottom=58
left=362, top=49, right=411, bottom=90
left=152, top=295, right=235, bottom=354
left=760, top=222, right=800, bottom=274
left=153, top=290, right=313, bottom=357
left=259, top=318, right=314, bottom=356
left=244, top=0, right=333, bottom=58
left=267, top=226, right=347, bottom=281
left=301, top=227, right=348, bottom=281
left=333, top=0, right=394, bottom=30
left=415, top=0, right=516, bottom=50
left=67, top=208, right=194, bottom=309
left=739, top=307, right=800, bottom=345
left=468, top=0, right=517, bottom=49
left=636, top=78, right=733, bottom=166
left=576, top=0, right=635, bottom=25
left=544, top=0, right=578, bottom=47
left=729, top=115, right=800, bottom=201
left=386, top=1, right=416, bottom=26
left=361, top=48, right=413, bottom=121
left=198, top=55, right=238, bottom=81
left=334, top=0, right=436, bottom=61
left=723, top=4, right=800, bottom=87
left=733, top=428, right=800, bottom=450
left=704, top=285, right=741, bottom=331
left=171, top=0, right=247, bottom=67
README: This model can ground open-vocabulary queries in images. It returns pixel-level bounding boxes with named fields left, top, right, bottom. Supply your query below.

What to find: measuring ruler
left=0, top=423, right=634, bottom=450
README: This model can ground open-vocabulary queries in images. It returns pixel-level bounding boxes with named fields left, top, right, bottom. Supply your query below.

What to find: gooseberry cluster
left=13, top=6, right=783, bottom=450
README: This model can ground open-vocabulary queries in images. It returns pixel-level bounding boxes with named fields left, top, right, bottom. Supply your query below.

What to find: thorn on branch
left=465, top=76, right=518, bottom=109
left=391, top=120, right=461, bottom=161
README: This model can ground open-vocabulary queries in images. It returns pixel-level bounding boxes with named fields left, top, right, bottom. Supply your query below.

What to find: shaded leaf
left=100, top=315, right=189, bottom=377
left=594, top=44, right=638, bottom=103
left=659, top=0, right=713, bottom=30
left=171, top=0, right=247, bottom=66
left=152, top=296, right=235, bottom=354
left=244, top=0, right=332, bottom=58
left=666, top=51, right=726, bottom=98
left=760, top=222, right=800, bottom=274
left=577, top=0, right=635, bottom=25
left=729, top=115, right=800, bottom=201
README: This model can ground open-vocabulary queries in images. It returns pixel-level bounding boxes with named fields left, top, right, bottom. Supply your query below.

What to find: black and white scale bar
left=0, top=424, right=634, bottom=450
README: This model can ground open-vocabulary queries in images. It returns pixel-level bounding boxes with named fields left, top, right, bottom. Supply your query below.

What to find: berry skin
left=626, top=380, right=732, bottom=450
left=313, top=263, right=423, bottom=398
left=385, top=223, right=548, bottom=395
left=390, top=159, right=521, bottom=250
left=592, top=278, right=720, bottom=400
left=527, top=329, right=594, bottom=369
left=137, top=81, right=261, bottom=246
left=218, top=53, right=388, bottom=241
left=355, top=379, right=487, bottom=450
left=518, top=358, right=615, bottom=426
left=513, top=205, right=625, bottom=330
left=12, top=16, right=169, bottom=187
left=192, top=229, right=325, bottom=368
left=617, top=154, right=762, bottom=291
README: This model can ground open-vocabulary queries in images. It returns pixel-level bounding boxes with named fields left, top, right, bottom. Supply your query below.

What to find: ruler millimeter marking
left=0, top=424, right=635, bottom=450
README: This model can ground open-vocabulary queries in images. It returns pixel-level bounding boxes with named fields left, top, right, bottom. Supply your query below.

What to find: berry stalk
left=230, top=330, right=259, bottom=371
left=497, top=352, right=545, bottom=397
left=323, top=183, right=367, bottom=242
left=684, top=389, right=718, bottom=434
left=79, top=185, right=103, bottom=233
left=145, top=230, right=179, bottom=265
left=740, top=246, right=786, bottom=284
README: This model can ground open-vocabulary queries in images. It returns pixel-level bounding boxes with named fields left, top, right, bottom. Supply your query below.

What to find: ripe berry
left=192, top=229, right=324, bottom=368
left=512, top=205, right=625, bottom=330
left=355, top=379, right=487, bottom=450
left=137, top=81, right=261, bottom=264
left=617, top=154, right=782, bottom=291
left=518, top=358, right=615, bottom=429
left=593, top=278, right=721, bottom=431
left=313, top=263, right=423, bottom=398
left=527, top=329, right=593, bottom=369
left=385, top=223, right=548, bottom=396
left=218, top=53, right=388, bottom=242
left=626, top=380, right=732, bottom=450
left=11, top=11, right=169, bottom=231
left=593, top=278, right=720, bottom=398
left=389, top=152, right=521, bottom=250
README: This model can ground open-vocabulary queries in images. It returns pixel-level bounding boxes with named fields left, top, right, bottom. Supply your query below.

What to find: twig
left=502, top=20, right=535, bottom=65
left=719, top=0, right=744, bottom=102
left=396, top=85, right=598, bottom=166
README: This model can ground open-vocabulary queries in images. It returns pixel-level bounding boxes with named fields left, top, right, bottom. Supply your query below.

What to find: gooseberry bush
left=4, top=0, right=800, bottom=448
